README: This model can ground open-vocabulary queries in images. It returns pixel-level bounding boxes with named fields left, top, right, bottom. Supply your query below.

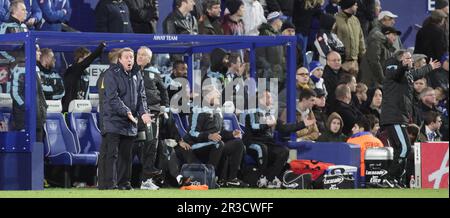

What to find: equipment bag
left=289, top=160, right=335, bottom=180
left=180, top=163, right=217, bottom=189
left=282, top=170, right=313, bottom=189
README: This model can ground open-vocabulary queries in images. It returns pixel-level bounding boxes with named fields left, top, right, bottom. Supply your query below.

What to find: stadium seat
left=67, top=100, right=101, bottom=155
left=172, top=113, right=188, bottom=138
left=44, top=100, right=98, bottom=188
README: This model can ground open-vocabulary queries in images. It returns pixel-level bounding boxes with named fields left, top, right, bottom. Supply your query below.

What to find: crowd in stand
left=0, top=0, right=449, bottom=190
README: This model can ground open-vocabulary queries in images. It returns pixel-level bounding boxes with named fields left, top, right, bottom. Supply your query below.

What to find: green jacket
left=359, top=30, right=396, bottom=87
left=333, top=12, right=366, bottom=61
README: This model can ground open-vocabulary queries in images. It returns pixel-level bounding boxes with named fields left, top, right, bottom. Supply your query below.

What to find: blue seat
left=173, top=113, right=188, bottom=138
left=67, top=100, right=101, bottom=155
left=43, top=100, right=98, bottom=188
left=68, top=113, right=101, bottom=155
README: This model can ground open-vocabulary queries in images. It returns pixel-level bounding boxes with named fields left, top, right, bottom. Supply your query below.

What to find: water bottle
left=409, top=175, right=415, bottom=189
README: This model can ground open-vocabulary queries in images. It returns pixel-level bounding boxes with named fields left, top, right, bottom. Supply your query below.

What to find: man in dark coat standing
left=124, top=0, right=159, bottom=34
left=97, top=48, right=153, bottom=190
left=95, top=0, right=133, bottom=33
left=414, top=10, right=448, bottom=61
left=379, top=50, right=440, bottom=188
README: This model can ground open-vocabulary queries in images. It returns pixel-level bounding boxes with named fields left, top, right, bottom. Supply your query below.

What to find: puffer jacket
left=380, top=57, right=434, bottom=126
left=163, top=8, right=198, bottom=34
left=139, top=65, right=169, bottom=112
left=333, top=11, right=366, bottom=62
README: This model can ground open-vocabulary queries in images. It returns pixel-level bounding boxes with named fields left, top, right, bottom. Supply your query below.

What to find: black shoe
left=217, top=179, right=227, bottom=188
left=118, top=185, right=134, bottom=190
left=226, top=178, right=249, bottom=188
left=178, top=176, right=192, bottom=187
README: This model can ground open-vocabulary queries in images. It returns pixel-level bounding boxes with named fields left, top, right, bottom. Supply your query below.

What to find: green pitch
left=0, top=188, right=448, bottom=198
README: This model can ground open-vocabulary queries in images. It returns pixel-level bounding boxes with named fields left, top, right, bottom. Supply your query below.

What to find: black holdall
left=180, top=163, right=217, bottom=189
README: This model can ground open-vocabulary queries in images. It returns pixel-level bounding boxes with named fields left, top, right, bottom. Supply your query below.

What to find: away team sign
left=415, top=142, right=449, bottom=189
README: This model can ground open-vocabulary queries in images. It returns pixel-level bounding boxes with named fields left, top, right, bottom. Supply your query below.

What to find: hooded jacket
left=333, top=11, right=366, bottom=61
left=317, top=112, right=347, bottom=142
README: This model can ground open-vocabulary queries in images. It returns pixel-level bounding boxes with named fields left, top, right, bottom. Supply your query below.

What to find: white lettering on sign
left=428, top=0, right=436, bottom=11
left=86, top=64, right=110, bottom=87
left=428, top=148, right=449, bottom=189
left=153, top=35, right=179, bottom=41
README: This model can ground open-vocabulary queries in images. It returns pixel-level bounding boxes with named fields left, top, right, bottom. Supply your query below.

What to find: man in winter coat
left=359, top=26, right=398, bottom=87
left=124, top=0, right=159, bottom=34
left=95, top=0, right=133, bottom=33
left=163, top=0, right=198, bottom=34
left=39, top=0, right=71, bottom=31
left=98, top=48, right=153, bottom=190
left=379, top=50, right=440, bottom=188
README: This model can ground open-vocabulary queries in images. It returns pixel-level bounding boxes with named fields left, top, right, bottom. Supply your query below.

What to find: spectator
left=95, top=0, right=133, bottom=33
left=330, top=84, right=364, bottom=136
left=183, top=85, right=248, bottom=187
left=2, top=0, right=47, bottom=142
left=278, top=67, right=314, bottom=111
left=434, top=86, right=449, bottom=141
left=313, top=13, right=345, bottom=66
left=280, top=20, right=295, bottom=36
left=416, top=87, right=440, bottom=125
left=371, top=11, right=403, bottom=51
left=24, top=0, right=42, bottom=30
left=406, top=123, right=420, bottom=144
left=256, top=11, right=284, bottom=85
left=293, top=0, right=324, bottom=65
left=359, top=26, right=399, bottom=87
left=39, top=0, right=71, bottom=31
left=347, top=117, right=383, bottom=177
left=312, top=88, right=328, bottom=132
left=38, top=48, right=65, bottom=100
left=124, top=0, right=159, bottom=34
left=323, top=51, right=345, bottom=107
left=412, top=54, right=428, bottom=70
left=366, top=113, right=380, bottom=135
left=355, top=0, right=376, bottom=37
left=379, top=50, right=440, bottom=188
left=309, top=61, right=326, bottom=95
left=98, top=48, right=153, bottom=190
left=280, top=88, right=320, bottom=141
left=334, top=0, right=366, bottom=75
left=355, top=82, right=368, bottom=110
left=163, top=0, right=198, bottom=34
left=242, top=0, right=266, bottom=36
left=266, top=0, right=294, bottom=19
left=418, top=111, right=442, bottom=142
left=166, top=60, right=189, bottom=102
left=202, top=48, right=229, bottom=91
left=415, top=10, right=448, bottom=61
left=338, top=73, right=358, bottom=107
left=360, top=86, right=382, bottom=119
left=317, top=112, right=347, bottom=142
left=0, top=0, right=9, bottom=23
left=244, top=90, right=315, bottom=188
left=426, top=53, right=449, bottom=92
left=325, top=0, right=340, bottom=15
left=222, top=0, right=245, bottom=36
left=198, top=0, right=223, bottom=35
left=62, top=42, right=106, bottom=112
left=425, top=0, right=449, bottom=52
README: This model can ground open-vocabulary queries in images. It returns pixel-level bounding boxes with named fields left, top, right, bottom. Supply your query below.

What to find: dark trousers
left=220, top=139, right=245, bottom=180
left=97, top=133, right=135, bottom=189
left=247, top=142, right=289, bottom=180
left=183, top=142, right=224, bottom=171
left=383, top=124, right=411, bottom=183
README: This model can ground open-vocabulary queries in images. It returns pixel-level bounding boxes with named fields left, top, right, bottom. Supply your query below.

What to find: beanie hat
left=281, top=21, right=295, bottom=32
left=339, top=0, right=357, bottom=10
left=226, top=0, right=244, bottom=15
left=267, top=11, right=282, bottom=23
left=309, top=61, right=324, bottom=75
left=435, top=0, right=449, bottom=9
